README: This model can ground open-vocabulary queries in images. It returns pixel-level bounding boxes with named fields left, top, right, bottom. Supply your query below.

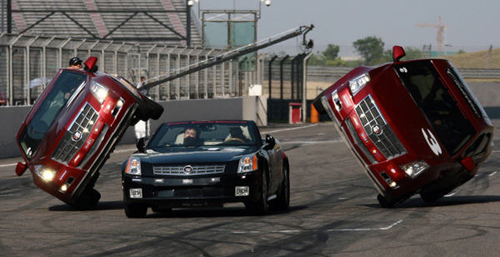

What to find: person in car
left=225, top=126, right=248, bottom=143
left=68, top=57, right=83, bottom=69
left=183, top=127, right=199, bottom=146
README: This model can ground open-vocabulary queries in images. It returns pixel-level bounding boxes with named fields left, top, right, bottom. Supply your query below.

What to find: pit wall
left=0, top=96, right=267, bottom=159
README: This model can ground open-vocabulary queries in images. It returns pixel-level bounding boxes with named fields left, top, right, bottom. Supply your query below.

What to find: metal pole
left=268, top=55, right=277, bottom=98
left=7, top=0, right=11, bottom=33
left=302, top=52, right=313, bottom=123
left=1, top=0, right=5, bottom=33
left=186, top=1, right=191, bottom=47
left=279, top=55, right=288, bottom=100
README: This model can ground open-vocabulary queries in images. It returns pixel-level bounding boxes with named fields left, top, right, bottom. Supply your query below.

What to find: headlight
left=125, top=157, right=141, bottom=175
left=35, top=165, right=56, bottom=182
left=238, top=154, right=258, bottom=173
left=400, top=160, right=429, bottom=179
left=349, top=73, right=370, bottom=95
left=91, top=82, right=109, bottom=104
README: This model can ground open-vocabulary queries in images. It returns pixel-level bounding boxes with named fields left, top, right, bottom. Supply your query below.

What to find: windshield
left=148, top=121, right=260, bottom=149
left=18, top=70, right=86, bottom=159
left=394, top=61, right=476, bottom=156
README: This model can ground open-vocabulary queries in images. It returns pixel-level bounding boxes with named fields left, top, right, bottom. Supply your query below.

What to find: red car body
left=314, top=46, right=493, bottom=207
left=15, top=57, right=163, bottom=209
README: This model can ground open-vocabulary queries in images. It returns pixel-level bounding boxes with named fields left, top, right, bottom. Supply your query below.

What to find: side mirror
left=84, top=56, right=98, bottom=73
left=265, top=134, right=276, bottom=150
left=136, top=138, right=146, bottom=153
left=16, top=162, right=27, bottom=176
left=392, top=45, right=406, bottom=62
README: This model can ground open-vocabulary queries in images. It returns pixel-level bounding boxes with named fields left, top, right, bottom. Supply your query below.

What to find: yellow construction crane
left=416, top=16, right=447, bottom=52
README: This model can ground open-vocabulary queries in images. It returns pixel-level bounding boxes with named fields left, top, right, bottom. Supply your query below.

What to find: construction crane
left=142, top=24, right=314, bottom=91
left=416, top=16, right=447, bottom=52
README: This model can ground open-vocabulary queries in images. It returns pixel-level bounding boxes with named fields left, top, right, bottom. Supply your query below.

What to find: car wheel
left=151, top=206, right=172, bottom=214
left=143, top=96, right=163, bottom=120
left=245, top=171, right=269, bottom=215
left=270, top=165, right=290, bottom=211
left=420, top=190, right=445, bottom=203
left=124, top=203, right=148, bottom=218
left=377, top=194, right=395, bottom=208
left=73, top=188, right=101, bottom=210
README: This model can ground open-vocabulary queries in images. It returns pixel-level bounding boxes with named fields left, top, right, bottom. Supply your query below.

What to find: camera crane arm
left=142, top=24, right=314, bottom=91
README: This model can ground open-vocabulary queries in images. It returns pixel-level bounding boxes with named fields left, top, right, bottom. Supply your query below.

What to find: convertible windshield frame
left=147, top=121, right=260, bottom=149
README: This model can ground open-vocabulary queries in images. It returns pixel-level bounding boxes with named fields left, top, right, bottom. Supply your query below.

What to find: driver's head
left=184, top=127, right=198, bottom=139
left=230, top=127, right=243, bottom=137
left=183, top=127, right=198, bottom=146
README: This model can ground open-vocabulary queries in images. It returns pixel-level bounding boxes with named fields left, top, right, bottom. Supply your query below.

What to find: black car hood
left=142, top=146, right=258, bottom=165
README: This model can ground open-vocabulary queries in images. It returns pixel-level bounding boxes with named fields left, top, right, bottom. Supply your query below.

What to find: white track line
left=327, top=220, right=404, bottom=232
left=263, top=123, right=319, bottom=134
left=229, top=220, right=404, bottom=234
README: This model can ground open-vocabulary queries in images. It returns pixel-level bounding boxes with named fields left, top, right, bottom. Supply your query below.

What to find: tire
left=73, top=188, right=101, bottom=210
left=124, top=203, right=148, bottom=218
left=420, top=190, right=446, bottom=203
left=151, top=206, right=172, bottom=214
left=143, top=96, right=164, bottom=120
left=245, top=171, right=269, bottom=215
left=270, top=164, right=290, bottom=211
left=377, top=194, right=395, bottom=208
left=136, top=97, right=163, bottom=121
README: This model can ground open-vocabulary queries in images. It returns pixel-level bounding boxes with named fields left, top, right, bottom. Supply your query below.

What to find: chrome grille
left=345, top=118, right=377, bottom=164
left=355, top=95, right=407, bottom=159
left=153, top=165, right=226, bottom=176
left=52, top=103, right=99, bottom=163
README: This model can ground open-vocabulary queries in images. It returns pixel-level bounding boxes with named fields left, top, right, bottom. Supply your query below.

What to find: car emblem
left=183, top=165, right=193, bottom=174
left=72, top=131, right=83, bottom=141
left=372, top=125, right=382, bottom=135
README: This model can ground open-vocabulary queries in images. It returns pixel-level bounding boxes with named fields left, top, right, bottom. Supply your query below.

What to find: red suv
left=15, top=57, right=163, bottom=209
left=314, top=46, right=493, bottom=207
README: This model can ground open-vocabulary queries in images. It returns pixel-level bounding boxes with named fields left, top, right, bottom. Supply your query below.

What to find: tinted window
left=18, top=70, right=86, bottom=159
left=148, top=122, right=259, bottom=148
left=394, top=61, right=476, bottom=156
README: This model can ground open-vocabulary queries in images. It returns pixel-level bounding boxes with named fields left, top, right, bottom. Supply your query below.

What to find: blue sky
left=195, top=0, right=500, bottom=56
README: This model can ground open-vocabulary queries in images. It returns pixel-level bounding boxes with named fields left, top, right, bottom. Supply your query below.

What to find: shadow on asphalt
left=48, top=201, right=124, bottom=211
left=48, top=201, right=308, bottom=217
left=363, top=195, right=500, bottom=209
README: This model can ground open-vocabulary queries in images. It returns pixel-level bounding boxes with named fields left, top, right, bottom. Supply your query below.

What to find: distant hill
left=441, top=49, right=500, bottom=69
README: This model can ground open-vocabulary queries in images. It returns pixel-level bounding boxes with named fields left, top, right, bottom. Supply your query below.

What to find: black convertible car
left=122, top=120, right=290, bottom=218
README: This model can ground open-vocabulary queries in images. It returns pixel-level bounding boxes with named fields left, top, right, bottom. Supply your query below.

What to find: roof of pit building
left=4, top=0, right=202, bottom=46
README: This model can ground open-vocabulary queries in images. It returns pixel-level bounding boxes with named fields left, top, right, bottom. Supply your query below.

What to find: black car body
left=121, top=120, right=290, bottom=218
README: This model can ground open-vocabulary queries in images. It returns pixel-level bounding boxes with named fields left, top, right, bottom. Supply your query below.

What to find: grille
left=153, top=165, right=225, bottom=176
left=345, top=118, right=377, bottom=164
left=355, top=95, right=407, bottom=159
left=52, top=104, right=99, bottom=163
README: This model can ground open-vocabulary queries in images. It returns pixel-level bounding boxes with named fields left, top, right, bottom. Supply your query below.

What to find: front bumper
left=122, top=170, right=263, bottom=208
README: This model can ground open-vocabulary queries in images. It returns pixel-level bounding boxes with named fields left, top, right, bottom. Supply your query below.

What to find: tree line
left=308, top=36, right=425, bottom=67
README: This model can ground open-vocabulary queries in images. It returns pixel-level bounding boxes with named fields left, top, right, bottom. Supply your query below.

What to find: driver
left=183, top=127, right=199, bottom=146
left=225, top=126, right=248, bottom=143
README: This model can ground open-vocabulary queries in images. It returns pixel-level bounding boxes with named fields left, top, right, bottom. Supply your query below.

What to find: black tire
left=124, top=203, right=148, bottom=218
left=377, top=194, right=395, bottom=208
left=420, top=190, right=446, bottom=203
left=270, top=164, right=290, bottom=211
left=151, top=206, right=172, bottom=214
left=73, top=188, right=101, bottom=210
left=245, top=171, right=269, bottom=215
left=143, top=96, right=164, bottom=120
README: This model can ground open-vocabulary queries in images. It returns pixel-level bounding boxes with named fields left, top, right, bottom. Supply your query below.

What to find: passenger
left=68, top=57, right=83, bottom=69
left=225, top=126, right=247, bottom=143
left=183, top=127, right=199, bottom=146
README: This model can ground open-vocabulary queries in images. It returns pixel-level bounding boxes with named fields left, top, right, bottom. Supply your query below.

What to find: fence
left=0, top=33, right=264, bottom=106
